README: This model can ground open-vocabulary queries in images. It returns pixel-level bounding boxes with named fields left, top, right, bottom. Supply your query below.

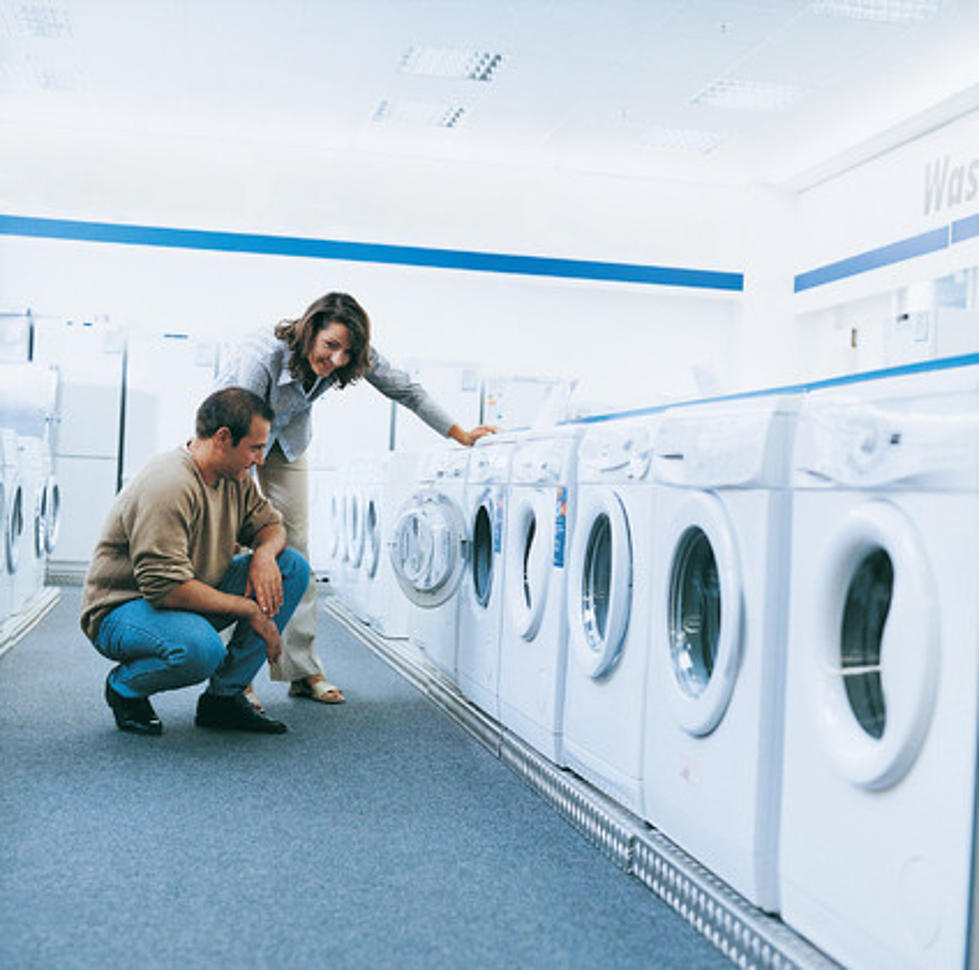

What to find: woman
left=216, top=292, right=494, bottom=708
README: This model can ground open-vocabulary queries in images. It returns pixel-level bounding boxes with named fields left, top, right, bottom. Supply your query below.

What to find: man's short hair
left=196, top=387, right=275, bottom=446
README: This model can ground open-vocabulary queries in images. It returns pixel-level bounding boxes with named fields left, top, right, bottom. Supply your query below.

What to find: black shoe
left=105, top=677, right=163, bottom=736
left=195, top=691, right=288, bottom=734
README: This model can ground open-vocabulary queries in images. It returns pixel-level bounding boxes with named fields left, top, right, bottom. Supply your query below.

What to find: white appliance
left=340, top=453, right=372, bottom=622
left=392, top=359, right=480, bottom=453
left=123, top=331, right=218, bottom=485
left=455, top=433, right=516, bottom=717
left=389, top=443, right=470, bottom=679
left=779, top=362, right=979, bottom=969
left=12, top=434, right=46, bottom=611
left=562, top=413, right=660, bottom=813
left=641, top=393, right=798, bottom=911
left=482, top=375, right=566, bottom=430
left=32, top=319, right=124, bottom=577
left=0, top=313, right=32, bottom=362
left=497, top=426, right=581, bottom=761
left=360, top=450, right=420, bottom=638
left=307, top=377, right=392, bottom=468
left=0, top=430, right=24, bottom=626
left=308, top=464, right=342, bottom=579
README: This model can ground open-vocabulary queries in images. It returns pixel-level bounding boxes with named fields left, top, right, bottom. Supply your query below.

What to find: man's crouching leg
left=197, top=548, right=311, bottom=734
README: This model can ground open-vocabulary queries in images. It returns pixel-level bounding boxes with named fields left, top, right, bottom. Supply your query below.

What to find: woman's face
left=307, top=321, right=353, bottom=379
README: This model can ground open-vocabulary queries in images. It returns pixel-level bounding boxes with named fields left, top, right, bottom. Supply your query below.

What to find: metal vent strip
left=0, top=586, right=60, bottom=660
left=323, top=595, right=838, bottom=969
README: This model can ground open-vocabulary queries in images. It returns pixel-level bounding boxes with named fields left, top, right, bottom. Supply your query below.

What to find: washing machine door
left=468, top=489, right=498, bottom=609
left=40, top=475, right=60, bottom=555
left=5, top=478, right=23, bottom=574
left=363, top=494, right=381, bottom=581
left=662, top=491, right=743, bottom=737
left=810, top=500, right=938, bottom=791
left=389, top=490, right=468, bottom=608
left=567, top=490, right=632, bottom=678
left=504, top=489, right=554, bottom=641
left=328, top=492, right=342, bottom=561
left=346, top=489, right=365, bottom=568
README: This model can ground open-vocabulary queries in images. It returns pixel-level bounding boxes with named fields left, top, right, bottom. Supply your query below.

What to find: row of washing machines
left=318, top=354, right=979, bottom=970
left=0, top=363, right=61, bottom=633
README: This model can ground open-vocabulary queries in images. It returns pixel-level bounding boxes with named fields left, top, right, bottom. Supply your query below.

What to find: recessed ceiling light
left=644, top=126, right=726, bottom=154
left=692, top=78, right=803, bottom=111
left=373, top=99, right=466, bottom=128
left=15, top=3, right=72, bottom=38
left=808, top=0, right=943, bottom=24
left=400, top=46, right=503, bottom=82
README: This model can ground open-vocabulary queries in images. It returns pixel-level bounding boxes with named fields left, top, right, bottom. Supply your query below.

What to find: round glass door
left=471, top=501, right=493, bottom=608
left=347, top=491, right=364, bottom=568
left=568, top=490, right=632, bottom=678
left=40, top=477, right=60, bottom=555
left=364, top=497, right=381, bottom=580
left=6, top=483, right=23, bottom=574
left=504, top=491, right=551, bottom=640
left=812, top=500, right=938, bottom=790
left=389, top=492, right=468, bottom=608
left=662, top=492, right=742, bottom=737
left=669, top=526, right=721, bottom=700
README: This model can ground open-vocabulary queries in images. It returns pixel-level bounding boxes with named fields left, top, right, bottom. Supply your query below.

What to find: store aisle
left=0, top=586, right=730, bottom=969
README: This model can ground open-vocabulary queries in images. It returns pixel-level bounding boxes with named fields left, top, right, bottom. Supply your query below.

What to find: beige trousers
left=256, top=444, right=324, bottom=683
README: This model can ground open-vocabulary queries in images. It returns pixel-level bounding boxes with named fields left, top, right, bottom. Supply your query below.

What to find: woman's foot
left=288, top=674, right=345, bottom=704
left=243, top=685, right=264, bottom=711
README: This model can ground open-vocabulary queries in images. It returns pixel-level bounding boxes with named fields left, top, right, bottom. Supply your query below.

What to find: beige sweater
left=81, top=446, right=282, bottom=641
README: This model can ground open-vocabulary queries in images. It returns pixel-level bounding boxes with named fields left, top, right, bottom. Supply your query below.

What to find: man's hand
left=247, top=602, right=283, bottom=663
left=245, top=548, right=283, bottom=617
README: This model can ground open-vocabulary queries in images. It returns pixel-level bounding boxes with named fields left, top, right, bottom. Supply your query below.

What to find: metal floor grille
left=325, top=595, right=840, bottom=970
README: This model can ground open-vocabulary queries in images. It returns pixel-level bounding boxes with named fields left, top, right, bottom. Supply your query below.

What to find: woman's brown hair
left=274, top=292, right=371, bottom=389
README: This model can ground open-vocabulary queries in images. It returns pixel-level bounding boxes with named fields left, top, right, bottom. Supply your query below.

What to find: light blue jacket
left=216, top=327, right=455, bottom=461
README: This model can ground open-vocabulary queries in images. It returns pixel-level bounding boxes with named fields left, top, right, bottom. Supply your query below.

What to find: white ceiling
left=1, top=0, right=977, bottom=187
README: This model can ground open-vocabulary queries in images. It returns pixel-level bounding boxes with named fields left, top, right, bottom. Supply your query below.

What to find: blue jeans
left=93, top=548, right=310, bottom=698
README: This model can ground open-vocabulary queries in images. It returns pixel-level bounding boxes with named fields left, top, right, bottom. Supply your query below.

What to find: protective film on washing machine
left=553, top=485, right=567, bottom=568
left=494, top=492, right=504, bottom=554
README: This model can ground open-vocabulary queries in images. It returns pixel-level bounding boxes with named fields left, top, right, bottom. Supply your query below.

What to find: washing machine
left=308, top=464, right=341, bottom=579
left=389, top=443, right=470, bottom=678
left=361, top=450, right=420, bottom=638
left=641, top=393, right=799, bottom=911
left=455, top=433, right=516, bottom=717
left=497, top=426, right=581, bottom=761
left=0, top=429, right=24, bottom=625
left=562, top=412, right=660, bottom=813
left=779, top=361, right=979, bottom=969
left=343, top=452, right=375, bottom=623
left=12, top=434, right=47, bottom=611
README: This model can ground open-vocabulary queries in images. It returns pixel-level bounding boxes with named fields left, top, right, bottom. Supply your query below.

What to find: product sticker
left=553, top=485, right=567, bottom=568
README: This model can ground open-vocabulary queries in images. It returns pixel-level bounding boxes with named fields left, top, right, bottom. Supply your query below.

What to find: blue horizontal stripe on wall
left=794, top=225, right=949, bottom=293
left=952, top=212, right=979, bottom=244
left=0, top=214, right=744, bottom=292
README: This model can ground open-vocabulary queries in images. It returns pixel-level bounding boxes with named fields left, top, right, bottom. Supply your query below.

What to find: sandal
left=288, top=677, right=345, bottom=704
left=243, top=685, right=264, bottom=711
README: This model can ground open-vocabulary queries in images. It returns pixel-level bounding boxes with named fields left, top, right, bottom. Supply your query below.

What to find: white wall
left=791, top=109, right=979, bottom=380
left=0, top=121, right=747, bottom=417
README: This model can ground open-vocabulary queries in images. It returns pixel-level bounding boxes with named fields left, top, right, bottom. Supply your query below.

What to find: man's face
left=219, top=415, right=269, bottom=481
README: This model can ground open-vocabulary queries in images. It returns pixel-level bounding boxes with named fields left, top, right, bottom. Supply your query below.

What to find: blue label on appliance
left=493, top=493, right=503, bottom=554
left=553, top=486, right=567, bottom=568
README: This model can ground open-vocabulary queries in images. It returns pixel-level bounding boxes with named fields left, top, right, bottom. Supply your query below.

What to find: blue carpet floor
left=0, top=585, right=731, bottom=969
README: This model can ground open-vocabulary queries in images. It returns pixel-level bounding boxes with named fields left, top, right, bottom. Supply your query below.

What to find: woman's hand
left=447, top=424, right=500, bottom=447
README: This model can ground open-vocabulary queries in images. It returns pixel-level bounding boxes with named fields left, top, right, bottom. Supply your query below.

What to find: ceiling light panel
left=400, top=46, right=503, bottom=81
left=808, top=0, right=943, bottom=24
left=13, top=2, right=72, bottom=38
left=644, top=125, right=727, bottom=154
left=373, top=98, right=466, bottom=128
left=692, top=78, right=804, bottom=110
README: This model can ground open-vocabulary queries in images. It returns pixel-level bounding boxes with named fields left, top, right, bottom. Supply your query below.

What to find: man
left=81, top=386, right=310, bottom=735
